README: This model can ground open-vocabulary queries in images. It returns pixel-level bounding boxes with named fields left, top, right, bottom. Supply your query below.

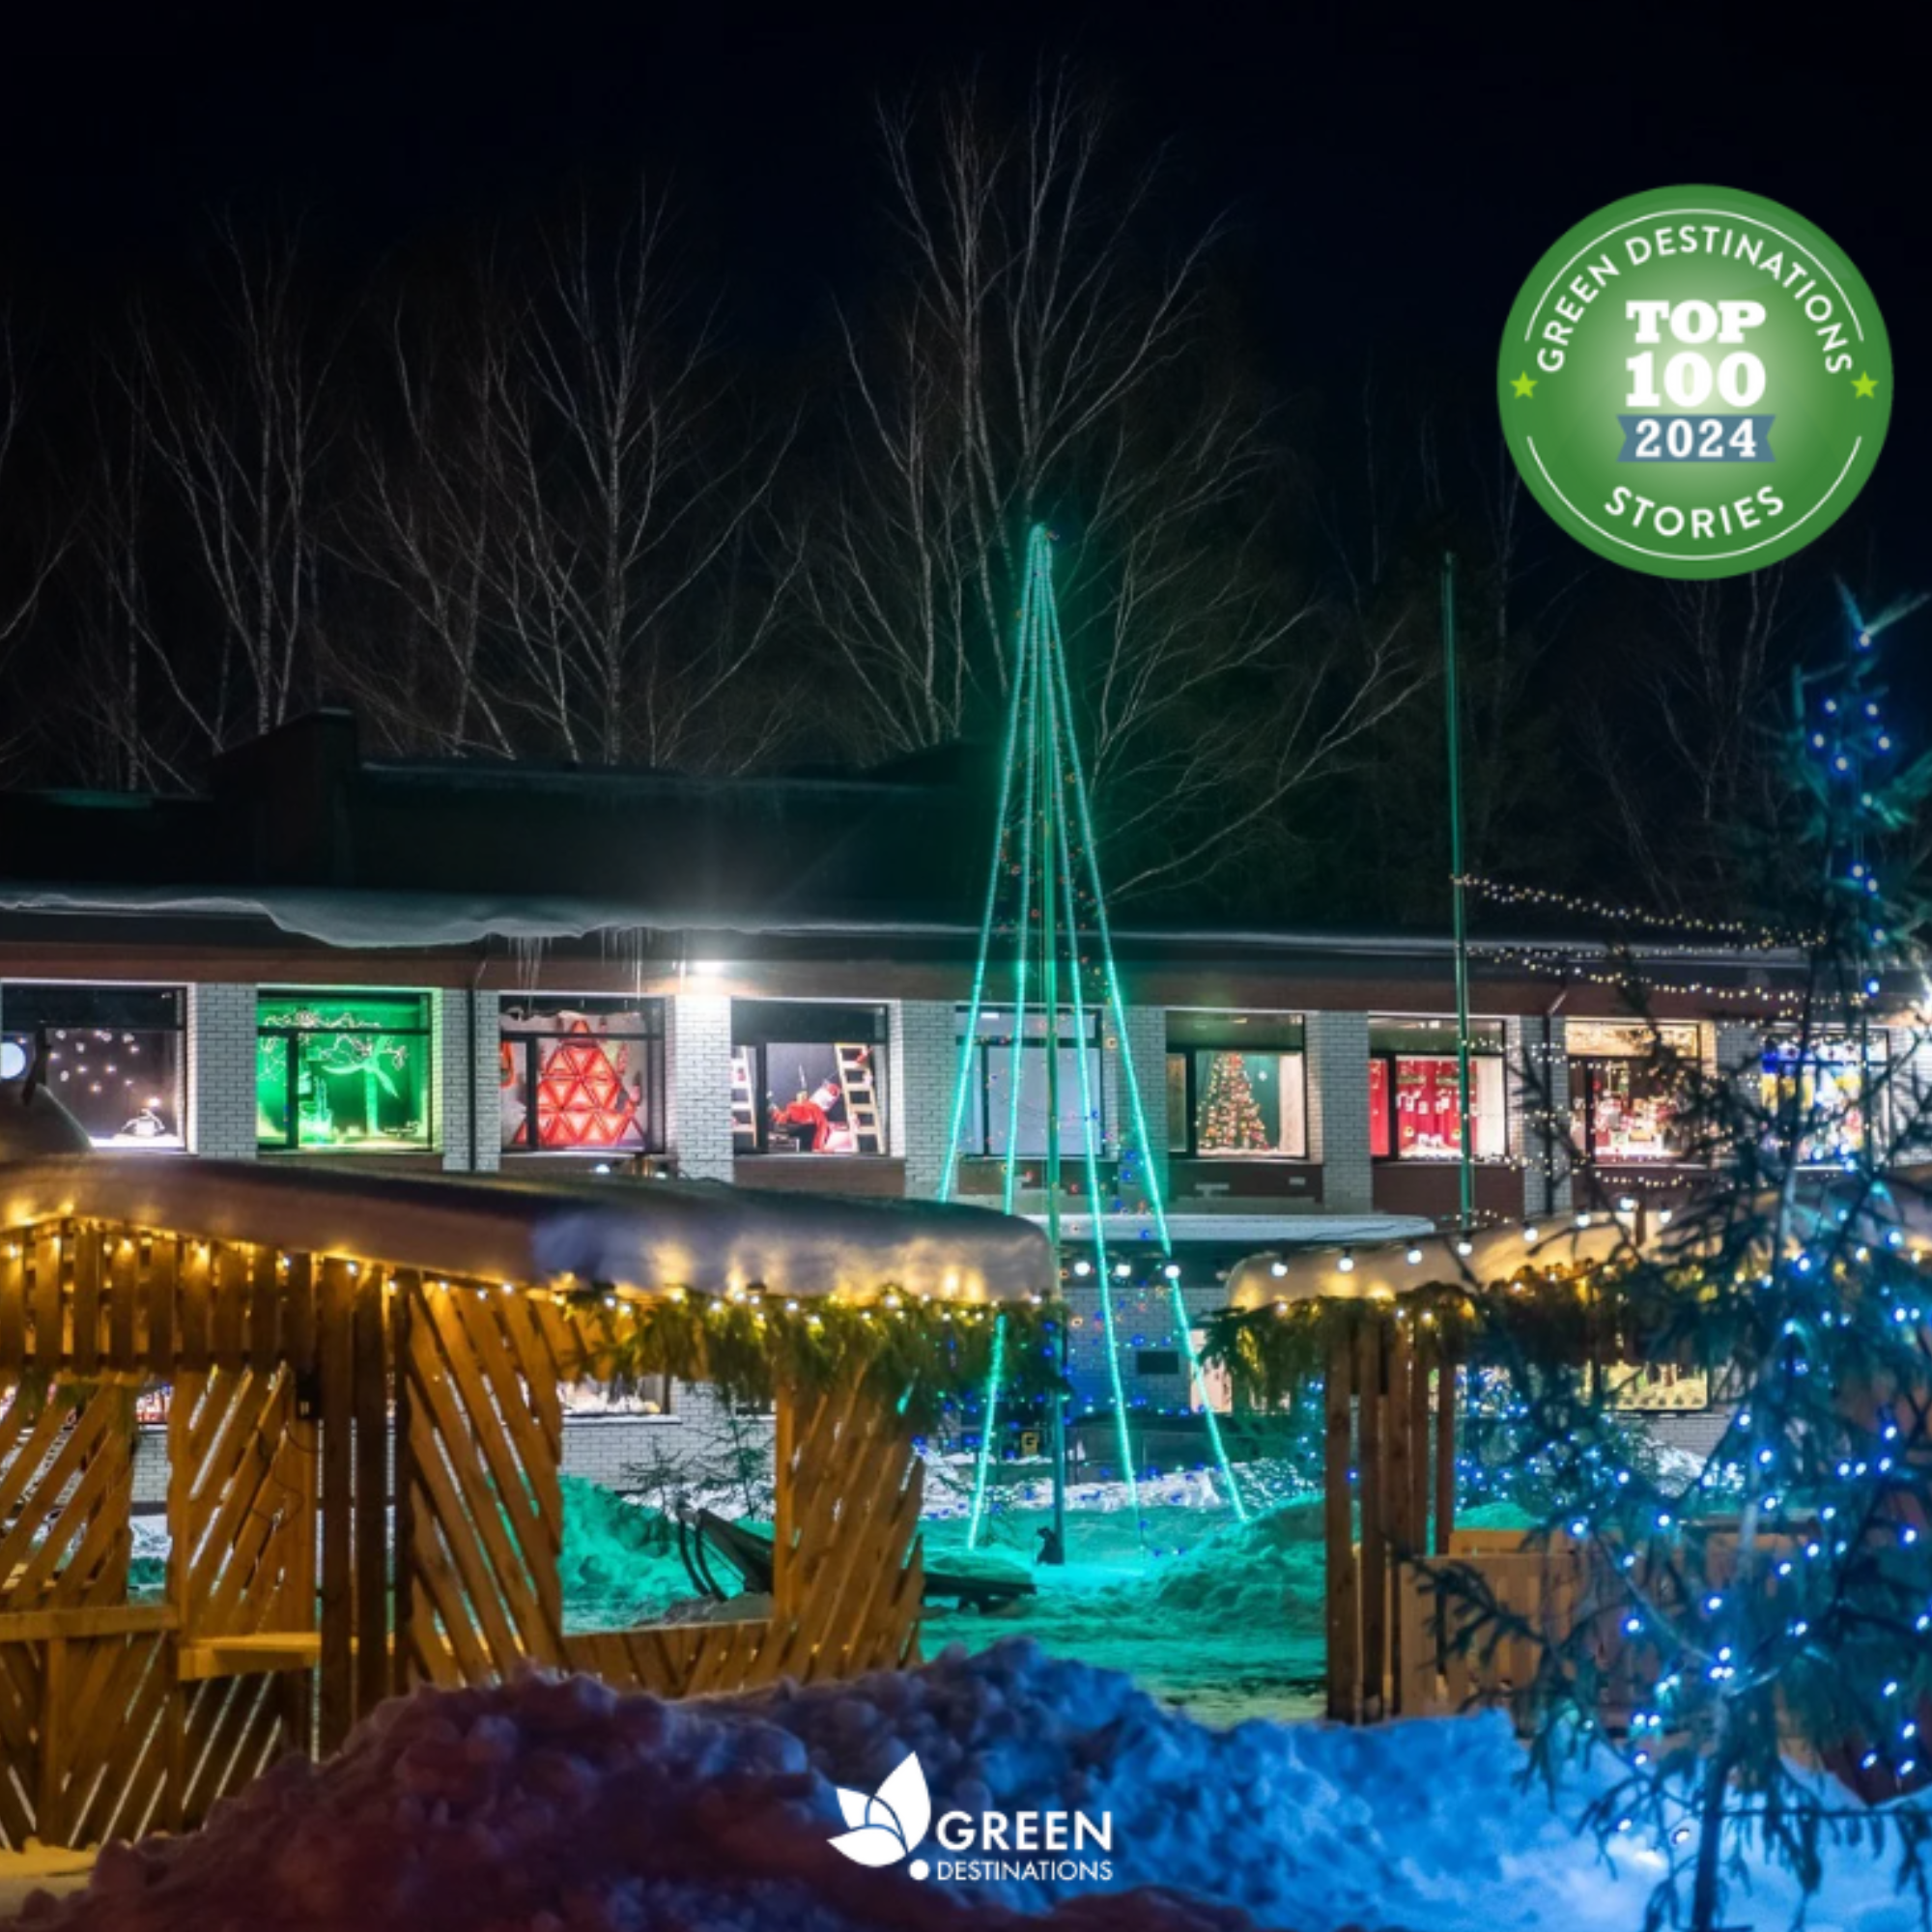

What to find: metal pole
left=1039, top=604, right=1067, bottom=1562
left=1444, top=552, right=1475, bottom=1232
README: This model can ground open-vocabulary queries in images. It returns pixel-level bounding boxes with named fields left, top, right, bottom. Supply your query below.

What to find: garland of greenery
left=1196, top=1256, right=1715, bottom=1412
left=563, top=1288, right=1065, bottom=1431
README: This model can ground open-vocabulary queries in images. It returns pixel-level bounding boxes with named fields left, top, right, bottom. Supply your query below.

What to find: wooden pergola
left=1222, top=1220, right=1638, bottom=1724
left=0, top=1157, right=1051, bottom=1850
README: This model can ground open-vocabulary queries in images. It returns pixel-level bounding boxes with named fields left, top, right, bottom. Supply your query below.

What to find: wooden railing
left=1, top=1214, right=925, bottom=1849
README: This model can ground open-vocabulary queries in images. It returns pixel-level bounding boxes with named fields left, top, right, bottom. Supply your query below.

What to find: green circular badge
left=1499, top=185, right=1890, bottom=579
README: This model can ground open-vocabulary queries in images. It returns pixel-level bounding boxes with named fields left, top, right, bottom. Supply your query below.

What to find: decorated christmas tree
left=1428, top=587, right=1932, bottom=1932
left=1198, top=1052, right=1273, bottom=1152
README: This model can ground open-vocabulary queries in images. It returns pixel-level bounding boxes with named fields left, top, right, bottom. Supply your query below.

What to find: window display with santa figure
left=730, top=1002, right=888, bottom=1155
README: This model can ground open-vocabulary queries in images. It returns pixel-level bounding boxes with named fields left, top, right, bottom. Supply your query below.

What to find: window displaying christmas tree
left=1196, top=1051, right=1273, bottom=1152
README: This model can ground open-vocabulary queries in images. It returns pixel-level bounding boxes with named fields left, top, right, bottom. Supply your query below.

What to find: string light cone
left=943, top=525, right=1247, bottom=1550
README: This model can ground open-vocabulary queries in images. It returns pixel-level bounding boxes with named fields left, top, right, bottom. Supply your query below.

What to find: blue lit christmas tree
left=941, top=526, right=1245, bottom=1551
left=1435, top=587, right=1932, bottom=1932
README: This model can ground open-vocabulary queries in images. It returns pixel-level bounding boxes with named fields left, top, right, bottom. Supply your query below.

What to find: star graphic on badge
left=1853, top=372, right=1879, bottom=398
left=1510, top=372, right=1537, bottom=398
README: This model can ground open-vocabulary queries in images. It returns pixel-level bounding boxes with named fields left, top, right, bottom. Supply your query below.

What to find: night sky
left=3, top=3, right=1926, bottom=575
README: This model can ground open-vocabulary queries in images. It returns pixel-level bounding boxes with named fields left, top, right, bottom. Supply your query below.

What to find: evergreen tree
left=1433, top=588, right=1932, bottom=1932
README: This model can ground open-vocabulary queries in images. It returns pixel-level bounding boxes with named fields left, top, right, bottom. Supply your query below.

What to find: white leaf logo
left=827, top=1752, right=931, bottom=1867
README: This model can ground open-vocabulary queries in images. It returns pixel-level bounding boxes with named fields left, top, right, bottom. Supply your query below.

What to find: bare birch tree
left=483, top=187, right=798, bottom=768
left=0, top=320, right=60, bottom=655
left=333, top=269, right=520, bottom=758
left=133, top=219, right=335, bottom=747
left=810, top=69, right=1411, bottom=898
left=0, top=316, right=75, bottom=781
left=50, top=358, right=195, bottom=790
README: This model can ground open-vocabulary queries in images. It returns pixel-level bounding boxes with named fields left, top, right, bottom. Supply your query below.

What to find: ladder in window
left=837, top=1042, right=882, bottom=1153
left=729, top=1049, right=758, bottom=1150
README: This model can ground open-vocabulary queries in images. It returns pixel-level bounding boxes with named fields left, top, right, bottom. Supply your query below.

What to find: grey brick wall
left=1307, top=1009, right=1372, bottom=1211
left=470, top=989, right=503, bottom=1172
left=130, top=1384, right=776, bottom=1516
left=1545, top=1012, right=1577, bottom=1213
left=1641, top=1407, right=1736, bottom=1465
left=436, top=988, right=473, bottom=1171
left=560, top=1393, right=775, bottom=1498
left=188, top=984, right=258, bottom=1158
left=1511, top=1013, right=1574, bottom=1217
left=1713, top=1021, right=1762, bottom=1080
left=667, top=991, right=734, bottom=1180
left=1120, top=1005, right=1169, bottom=1203
left=1060, top=1273, right=1225, bottom=1420
left=898, top=999, right=958, bottom=1201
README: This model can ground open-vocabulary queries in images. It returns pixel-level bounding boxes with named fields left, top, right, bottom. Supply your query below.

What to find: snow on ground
left=926, top=1495, right=1535, bottom=1726
left=924, top=1502, right=1327, bottom=1725
left=922, top=1463, right=1236, bottom=1520
left=12, top=1640, right=1922, bottom=1932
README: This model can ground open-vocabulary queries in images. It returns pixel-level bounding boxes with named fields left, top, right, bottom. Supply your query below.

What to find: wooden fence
left=1321, top=1302, right=1460, bottom=1721
left=0, top=1216, right=925, bottom=1850
left=1322, top=1300, right=1651, bottom=1727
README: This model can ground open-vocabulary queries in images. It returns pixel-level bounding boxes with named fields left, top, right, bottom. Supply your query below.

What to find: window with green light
left=256, top=992, right=435, bottom=1152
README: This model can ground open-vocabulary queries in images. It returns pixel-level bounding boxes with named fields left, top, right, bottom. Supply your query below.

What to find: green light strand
left=1002, top=623, right=1042, bottom=1215
left=1039, top=557, right=1248, bottom=1520
left=1045, top=682, right=1142, bottom=1533
left=964, top=1310, right=1008, bottom=1549
left=939, top=556, right=1040, bottom=1203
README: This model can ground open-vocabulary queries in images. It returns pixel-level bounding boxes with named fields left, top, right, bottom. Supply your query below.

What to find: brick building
left=2, top=710, right=1921, bottom=1426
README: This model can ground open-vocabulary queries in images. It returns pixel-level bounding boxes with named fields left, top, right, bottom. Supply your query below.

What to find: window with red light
left=1368, top=1017, right=1507, bottom=1161
left=499, top=996, right=665, bottom=1154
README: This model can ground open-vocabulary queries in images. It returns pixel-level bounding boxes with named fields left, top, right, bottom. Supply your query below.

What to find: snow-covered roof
left=0, top=1156, right=1054, bottom=1303
left=1224, top=1217, right=1634, bottom=1304
left=1224, top=1169, right=1932, bottom=1304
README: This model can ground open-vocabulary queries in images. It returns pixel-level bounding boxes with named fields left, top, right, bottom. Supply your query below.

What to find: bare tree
left=0, top=320, right=61, bottom=650
left=332, top=268, right=520, bottom=758
left=0, top=316, right=76, bottom=781
left=49, top=357, right=197, bottom=790
left=483, top=187, right=798, bottom=768
left=133, top=219, right=336, bottom=747
left=811, top=69, right=1410, bottom=898
left=1581, top=570, right=1792, bottom=909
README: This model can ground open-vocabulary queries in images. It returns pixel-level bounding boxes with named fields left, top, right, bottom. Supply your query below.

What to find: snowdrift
left=10, top=1640, right=1918, bottom=1932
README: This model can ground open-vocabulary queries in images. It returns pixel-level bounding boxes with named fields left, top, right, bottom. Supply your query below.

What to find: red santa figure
left=769, top=1074, right=857, bottom=1153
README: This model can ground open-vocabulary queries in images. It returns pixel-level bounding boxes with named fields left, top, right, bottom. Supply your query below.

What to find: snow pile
left=923, top=1465, right=1234, bottom=1520
left=556, top=1478, right=712, bottom=1630
left=924, top=1503, right=1332, bottom=1722
left=18, top=1638, right=1920, bottom=1932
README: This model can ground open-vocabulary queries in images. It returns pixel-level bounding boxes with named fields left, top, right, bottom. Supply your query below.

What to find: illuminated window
left=1, top=983, right=185, bottom=1149
left=1759, top=1029, right=1887, bottom=1164
left=1369, top=1017, right=1507, bottom=1161
left=955, top=1008, right=1104, bottom=1158
left=731, top=1002, right=888, bottom=1155
left=499, top=996, right=664, bottom=1154
left=1164, top=1011, right=1307, bottom=1158
left=1567, top=1020, right=1700, bottom=1163
left=257, top=992, right=434, bottom=1152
